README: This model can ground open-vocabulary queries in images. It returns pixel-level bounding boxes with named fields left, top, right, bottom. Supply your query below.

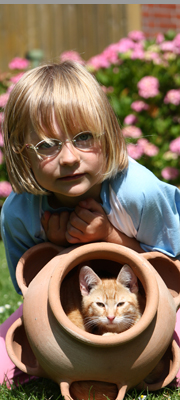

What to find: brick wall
left=141, top=4, right=180, bottom=38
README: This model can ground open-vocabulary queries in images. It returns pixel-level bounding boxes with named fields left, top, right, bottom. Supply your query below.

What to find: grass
left=1, top=241, right=180, bottom=400
left=0, top=241, right=22, bottom=324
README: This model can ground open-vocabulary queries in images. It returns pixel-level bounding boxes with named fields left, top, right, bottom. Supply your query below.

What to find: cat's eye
left=96, top=302, right=105, bottom=308
left=117, top=302, right=125, bottom=307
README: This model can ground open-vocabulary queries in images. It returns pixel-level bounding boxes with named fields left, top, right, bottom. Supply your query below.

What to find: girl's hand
left=66, top=198, right=143, bottom=253
left=41, top=210, right=70, bottom=246
left=65, top=198, right=112, bottom=244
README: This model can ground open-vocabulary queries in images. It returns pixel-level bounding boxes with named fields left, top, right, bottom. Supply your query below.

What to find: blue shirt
left=1, top=157, right=180, bottom=293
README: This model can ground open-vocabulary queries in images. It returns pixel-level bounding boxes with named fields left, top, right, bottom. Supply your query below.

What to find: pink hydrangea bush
left=84, top=29, right=180, bottom=184
left=0, top=57, right=30, bottom=205
left=8, top=57, right=29, bottom=70
left=1, top=29, right=180, bottom=209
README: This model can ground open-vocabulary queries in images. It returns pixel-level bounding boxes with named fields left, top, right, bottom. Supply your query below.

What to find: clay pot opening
left=70, top=380, right=118, bottom=400
left=137, top=339, right=180, bottom=391
left=48, top=243, right=159, bottom=346
left=16, top=243, right=62, bottom=295
left=142, top=252, right=180, bottom=302
left=60, top=258, right=146, bottom=327
left=6, top=317, right=40, bottom=374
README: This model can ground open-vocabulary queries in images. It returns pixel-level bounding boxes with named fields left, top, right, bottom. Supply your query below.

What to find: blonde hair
left=3, top=61, right=128, bottom=194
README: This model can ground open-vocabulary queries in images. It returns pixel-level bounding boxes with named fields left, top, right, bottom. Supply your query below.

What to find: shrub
left=61, top=31, right=180, bottom=186
left=85, top=30, right=180, bottom=186
left=0, top=58, right=30, bottom=206
left=1, top=31, right=180, bottom=206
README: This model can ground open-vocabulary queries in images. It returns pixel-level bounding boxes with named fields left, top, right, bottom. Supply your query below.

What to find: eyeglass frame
left=25, top=131, right=104, bottom=160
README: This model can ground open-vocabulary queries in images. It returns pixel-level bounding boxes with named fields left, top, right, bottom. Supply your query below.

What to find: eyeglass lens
left=37, top=131, right=96, bottom=157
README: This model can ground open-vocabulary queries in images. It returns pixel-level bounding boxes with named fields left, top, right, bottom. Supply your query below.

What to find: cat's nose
left=107, top=316, right=115, bottom=323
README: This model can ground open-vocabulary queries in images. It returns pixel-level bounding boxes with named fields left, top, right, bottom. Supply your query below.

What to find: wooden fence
left=0, top=4, right=141, bottom=71
left=0, top=4, right=140, bottom=71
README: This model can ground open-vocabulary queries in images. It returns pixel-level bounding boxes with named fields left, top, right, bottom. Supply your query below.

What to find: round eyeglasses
left=26, top=131, right=104, bottom=160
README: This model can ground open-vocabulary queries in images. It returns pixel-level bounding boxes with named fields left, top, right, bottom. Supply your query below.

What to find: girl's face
left=26, top=124, right=105, bottom=208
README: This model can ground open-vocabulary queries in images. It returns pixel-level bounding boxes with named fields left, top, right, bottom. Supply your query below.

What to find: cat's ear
left=117, top=264, right=139, bottom=294
left=79, top=266, right=101, bottom=296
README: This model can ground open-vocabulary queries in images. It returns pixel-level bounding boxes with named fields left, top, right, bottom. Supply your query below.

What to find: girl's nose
left=58, top=142, right=80, bottom=165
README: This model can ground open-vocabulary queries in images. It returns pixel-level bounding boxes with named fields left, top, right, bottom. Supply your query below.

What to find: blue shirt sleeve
left=1, top=192, right=46, bottom=293
left=101, top=158, right=180, bottom=259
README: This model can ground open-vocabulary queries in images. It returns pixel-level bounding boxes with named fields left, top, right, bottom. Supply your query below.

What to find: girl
left=1, top=60, right=180, bottom=386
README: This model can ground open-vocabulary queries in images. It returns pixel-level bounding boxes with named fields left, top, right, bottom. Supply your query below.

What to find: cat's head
left=79, top=265, right=141, bottom=334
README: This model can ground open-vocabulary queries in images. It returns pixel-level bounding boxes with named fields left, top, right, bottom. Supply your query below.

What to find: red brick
left=142, top=12, right=150, bottom=18
left=159, top=23, right=177, bottom=29
left=160, top=4, right=176, bottom=8
left=153, top=13, right=171, bottom=18
left=148, top=22, right=155, bottom=28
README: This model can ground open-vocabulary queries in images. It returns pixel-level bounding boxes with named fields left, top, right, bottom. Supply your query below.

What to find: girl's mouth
left=59, top=173, right=85, bottom=181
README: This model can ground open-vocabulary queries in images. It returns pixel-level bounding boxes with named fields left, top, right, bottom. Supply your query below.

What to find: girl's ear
left=79, top=266, right=101, bottom=296
left=117, top=264, right=139, bottom=294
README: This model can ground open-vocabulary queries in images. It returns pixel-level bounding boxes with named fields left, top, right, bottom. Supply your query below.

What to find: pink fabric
left=0, top=305, right=35, bottom=387
left=1, top=305, right=180, bottom=388
left=174, top=307, right=180, bottom=385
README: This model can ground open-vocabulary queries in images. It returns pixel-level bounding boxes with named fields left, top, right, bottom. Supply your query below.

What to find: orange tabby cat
left=78, top=264, right=142, bottom=335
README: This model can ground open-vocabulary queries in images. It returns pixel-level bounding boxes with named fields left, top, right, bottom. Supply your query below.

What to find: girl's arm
left=103, top=224, right=143, bottom=253
left=64, top=198, right=143, bottom=252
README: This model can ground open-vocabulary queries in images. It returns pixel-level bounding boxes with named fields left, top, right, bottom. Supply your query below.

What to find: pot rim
left=48, top=243, right=159, bottom=347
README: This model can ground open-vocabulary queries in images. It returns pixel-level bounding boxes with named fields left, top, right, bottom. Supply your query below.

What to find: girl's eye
left=37, top=140, right=61, bottom=156
left=73, top=132, right=94, bottom=150
left=38, top=141, right=56, bottom=150
left=117, top=302, right=125, bottom=307
left=75, top=132, right=93, bottom=142
left=96, top=302, right=105, bottom=308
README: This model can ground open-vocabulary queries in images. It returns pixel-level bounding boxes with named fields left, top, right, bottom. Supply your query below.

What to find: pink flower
left=156, top=33, right=165, bottom=44
left=117, top=38, right=135, bottom=53
left=131, top=49, right=144, bottom=60
left=131, top=100, right=149, bottom=112
left=122, top=126, right=142, bottom=138
left=60, top=51, right=85, bottom=65
left=102, top=43, right=121, bottom=64
left=164, top=89, right=180, bottom=106
left=138, top=138, right=159, bottom=157
left=0, top=181, right=12, bottom=197
left=127, top=143, right=144, bottom=159
left=160, top=41, right=175, bottom=52
left=123, top=114, right=137, bottom=125
left=174, top=33, right=180, bottom=53
left=0, top=93, right=9, bottom=108
left=10, top=72, right=24, bottom=84
left=8, top=57, right=29, bottom=70
left=87, top=54, right=110, bottom=70
left=161, top=167, right=179, bottom=180
left=137, top=76, right=160, bottom=98
left=128, top=31, right=145, bottom=42
left=169, top=137, right=180, bottom=155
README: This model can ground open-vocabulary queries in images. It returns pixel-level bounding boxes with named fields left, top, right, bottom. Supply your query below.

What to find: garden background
left=1, top=1, right=180, bottom=319
left=1, top=4, right=180, bottom=399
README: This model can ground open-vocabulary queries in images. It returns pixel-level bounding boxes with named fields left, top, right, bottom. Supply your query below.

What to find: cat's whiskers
left=83, top=316, right=100, bottom=329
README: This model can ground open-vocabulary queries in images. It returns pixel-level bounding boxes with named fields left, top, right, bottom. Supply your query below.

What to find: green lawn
left=1, top=240, right=180, bottom=400
left=0, top=240, right=22, bottom=324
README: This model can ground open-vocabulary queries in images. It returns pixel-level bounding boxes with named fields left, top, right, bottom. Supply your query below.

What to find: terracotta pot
left=6, top=242, right=180, bottom=400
